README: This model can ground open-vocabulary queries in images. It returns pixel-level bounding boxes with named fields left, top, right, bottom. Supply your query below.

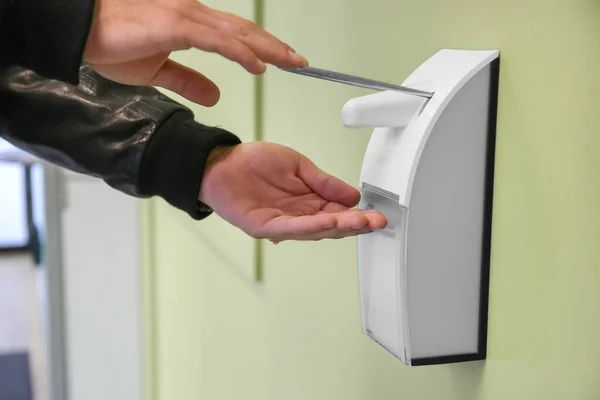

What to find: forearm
left=0, top=0, right=95, bottom=83
left=0, top=65, right=241, bottom=219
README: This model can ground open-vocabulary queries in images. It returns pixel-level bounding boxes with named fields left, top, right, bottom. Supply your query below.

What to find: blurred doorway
left=0, top=139, right=51, bottom=400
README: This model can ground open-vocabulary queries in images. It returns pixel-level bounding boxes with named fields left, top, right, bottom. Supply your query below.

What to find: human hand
left=199, top=142, right=388, bottom=243
left=84, top=0, right=308, bottom=106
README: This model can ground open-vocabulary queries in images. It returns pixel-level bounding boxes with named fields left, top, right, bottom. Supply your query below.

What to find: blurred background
left=0, top=137, right=140, bottom=400
left=0, top=138, right=47, bottom=400
left=1, top=0, right=600, bottom=399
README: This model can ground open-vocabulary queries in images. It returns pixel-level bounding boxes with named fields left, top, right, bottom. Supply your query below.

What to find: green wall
left=143, top=1, right=600, bottom=399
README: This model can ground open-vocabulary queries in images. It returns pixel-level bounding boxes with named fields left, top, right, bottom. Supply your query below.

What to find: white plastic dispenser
left=342, top=49, right=499, bottom=366
left=283, top=49, right=500, bottom=366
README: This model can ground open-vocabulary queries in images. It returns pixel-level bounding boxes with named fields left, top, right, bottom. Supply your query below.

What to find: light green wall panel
left=145, top=1, right=600, bottom=399
left=151, top=203, right=269, bottom=400
left=155, top=0, right=259, bottom=282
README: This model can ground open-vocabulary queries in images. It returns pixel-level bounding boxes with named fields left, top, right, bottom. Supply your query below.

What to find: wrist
left=198, top=144, right=237, bottom=206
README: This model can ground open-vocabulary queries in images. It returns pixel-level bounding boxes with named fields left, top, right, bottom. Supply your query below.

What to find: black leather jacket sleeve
left=0, top=65, right=241, bottom=220
left=0, top=0, right=95, bottom=84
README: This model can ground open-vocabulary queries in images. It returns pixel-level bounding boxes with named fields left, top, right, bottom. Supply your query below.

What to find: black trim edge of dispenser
left=410, top=56, right=500, bottom=367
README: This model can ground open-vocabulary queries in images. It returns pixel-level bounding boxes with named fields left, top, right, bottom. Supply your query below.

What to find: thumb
left=151, top=59, right=221, bottom=107
left=297, top=157, right=361, bottom=207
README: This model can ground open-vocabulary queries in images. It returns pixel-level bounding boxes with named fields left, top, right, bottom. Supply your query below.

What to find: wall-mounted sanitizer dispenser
left=341, top=49, right=500, bottom=366
left=285, top=49, right=499, bottom=366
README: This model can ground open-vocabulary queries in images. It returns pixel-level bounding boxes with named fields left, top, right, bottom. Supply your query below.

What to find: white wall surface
left=60, top=171, right=142, bottom=400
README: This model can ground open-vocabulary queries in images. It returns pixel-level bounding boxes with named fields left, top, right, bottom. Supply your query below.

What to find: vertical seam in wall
left=141, top=200, right=159, bottom=400
left=46, top=166, right=70, bottom=400
left=254, top=0, right=265, bottom=282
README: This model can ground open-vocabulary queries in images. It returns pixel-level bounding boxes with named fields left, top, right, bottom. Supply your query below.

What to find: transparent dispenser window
left=358, top=184, right=410, bottom=363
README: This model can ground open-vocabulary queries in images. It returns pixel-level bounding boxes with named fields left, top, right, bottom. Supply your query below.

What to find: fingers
left=297, top=158, right=361, bottom=208
left=270, top=227, right=373, bottom=244
left=177, top=20, right=267, bottom=74
left=150, top=59, right=221, bottom=106
left=320, top=202, right=348, bottom=213
left=211, top=10, right=308, bottom=69
left=176, top=4, right=308, bottom=74
left=262, top=213, right=339, bottom=238
left=259, top=209, right=387, bottom=242
left=237, top=33, right=306, bottom=69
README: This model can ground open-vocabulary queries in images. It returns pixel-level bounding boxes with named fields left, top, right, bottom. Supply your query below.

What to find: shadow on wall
left=447, top=361, right=485, bottom=399
left=356, top=349, right=485, bottom=399
left=178, top=212, right=260, bottom=288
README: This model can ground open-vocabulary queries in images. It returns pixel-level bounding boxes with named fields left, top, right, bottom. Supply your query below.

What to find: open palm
left=199, top=142, right=387, bottom=243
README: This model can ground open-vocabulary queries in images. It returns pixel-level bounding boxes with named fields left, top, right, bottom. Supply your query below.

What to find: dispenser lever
left=281, top=66, right=434, bottom=99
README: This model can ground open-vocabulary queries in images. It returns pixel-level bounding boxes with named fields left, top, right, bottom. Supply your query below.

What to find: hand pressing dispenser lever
left=284, top=49, right=500, bottom=366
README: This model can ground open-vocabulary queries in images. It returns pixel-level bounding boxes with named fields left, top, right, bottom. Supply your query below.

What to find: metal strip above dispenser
left=282, top=66, right=434, bottom=98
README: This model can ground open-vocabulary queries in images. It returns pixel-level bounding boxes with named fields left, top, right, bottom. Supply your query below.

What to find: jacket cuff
left=9, top=0, right=95, bottom=84
left=139, top=112, right=242, bottom=220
